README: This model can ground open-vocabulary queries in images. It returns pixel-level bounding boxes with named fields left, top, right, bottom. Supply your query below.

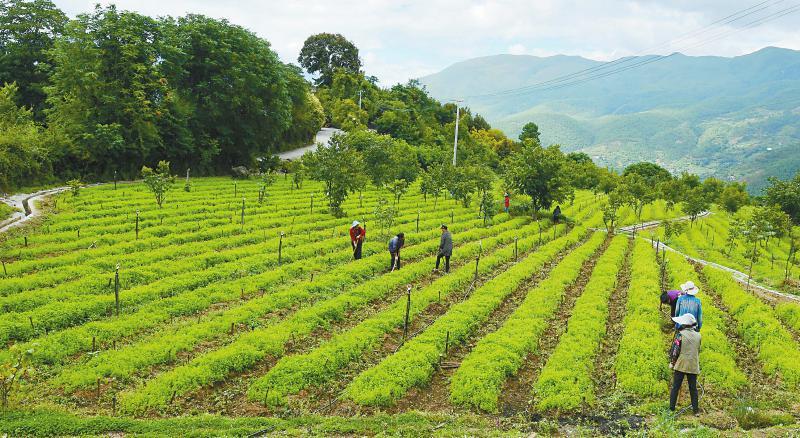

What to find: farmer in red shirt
left=349, top=220, right=365, bottom=259
left=504, top=193, right=510, bottom=213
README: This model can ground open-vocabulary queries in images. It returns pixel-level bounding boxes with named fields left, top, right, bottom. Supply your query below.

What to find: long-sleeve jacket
left=675, top=295, right=703, bottom=331
left=438, top=231, right=453, bottom=256
left=349, top=226, right=365, bottom=243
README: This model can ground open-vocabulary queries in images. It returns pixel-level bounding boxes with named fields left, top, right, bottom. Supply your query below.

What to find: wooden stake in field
left=310, top=194, right=314, bottom=214
left=114, top=264, right=120, bottom=316
left=135, top=210, right=139, bottom=240
left=403, top=285, right=412, bottom=341
left=416, top=211, right=420, bottom=233
left=474, top=255, right=480, bottom=281
left=278, top=232, right=284, bottom=265
left=1, top=260, right=6, bottom=276
left=240, top=197, right=245, bottom=232
left=113, top=170, right=117, bottom=190
left=514, top=237, right=518, bottom=261
left=445, top=330, right=450, bottom=355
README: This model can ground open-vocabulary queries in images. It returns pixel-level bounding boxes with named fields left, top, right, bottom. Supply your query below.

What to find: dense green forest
left=0, top=1, right=324, bottom=190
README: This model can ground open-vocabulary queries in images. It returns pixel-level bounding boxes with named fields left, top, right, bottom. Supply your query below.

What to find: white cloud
left=52, top=0, right=800, bottom=85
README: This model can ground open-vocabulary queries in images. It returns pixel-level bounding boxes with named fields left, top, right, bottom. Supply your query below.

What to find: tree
left=165, top=14, right=295, bottom=171
left=682, top=186, right=710, bottom=224
left=0, top=0, right=67, bottom=120
left=373, top=197, right=397, bottom=237
left=0, top=345, right=34, bottom=408
left=258, top=172, right=277, bottom=204
left=286, top=160, right=305, bottom=189
left=622, top=162, right=672, bottom=187
left=602, top=188, right=628, bottom=234
left=141, top=161, right=175, bottom=208
left=298, top=33, right=361, bottom=87
left=303, top=133, right=363, bottom=215
left=621, top=173, right=656, bottom=224
left=764, top=171, right=800, bottom=225
left=0, top=83, right=49, bottom=191
left=347, top=131, right=418, bottom=188
left=735, top=209, right=775, bottom=291
left=518, top=122, right=540, bottom=144
left=449, top=164, right=492, bottom=208
left=719, top=182, right=749, bottom=213
left=503, top=143, right=572, bottom=216
left=385, top=179, right=409, bottom=205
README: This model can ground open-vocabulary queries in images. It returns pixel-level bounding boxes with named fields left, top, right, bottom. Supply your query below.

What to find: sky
left=53, top=0, right=800, bottom=86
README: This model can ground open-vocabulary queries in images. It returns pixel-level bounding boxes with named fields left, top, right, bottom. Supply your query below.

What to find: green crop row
left=117, top=213, right=553, bottom=414
left=664, top=252, right=747, bottom=392
left=246, top=219, right=574, bottom=407
left=614, top=239, right=669, bottom=397
left=3, top=210, right=492, bottom=366
left=1, top=199, right=458, bottom=311
left=342, top=214, right=602, bottom=407
left=447, top=232, right=608, bottom=412
left=775, top=302, right=800, bottom=333
left=702, top=265, right=800, bottom=389
left=52, top=215, right=525, bottom=391
left=531, top=235, right=629, bottom=411
left=0, top=203, right=476, bottom=342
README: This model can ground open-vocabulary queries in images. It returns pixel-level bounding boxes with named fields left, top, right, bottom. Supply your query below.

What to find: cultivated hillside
left=420, top=47, right=800, bottom=191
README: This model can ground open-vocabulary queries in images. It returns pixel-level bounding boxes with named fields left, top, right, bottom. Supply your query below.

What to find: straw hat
left=672, top=313, right=697, bottom=326
left=680, top=281, right=699, bottom=296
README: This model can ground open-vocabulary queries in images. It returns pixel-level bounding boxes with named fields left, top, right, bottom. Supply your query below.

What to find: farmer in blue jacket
left=388, top=232, right=405, bottom=271
left=674, top=281, right=702, bottom=331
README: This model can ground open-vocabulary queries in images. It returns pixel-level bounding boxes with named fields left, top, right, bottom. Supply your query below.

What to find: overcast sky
left=53, top=0, right=800, bottom=86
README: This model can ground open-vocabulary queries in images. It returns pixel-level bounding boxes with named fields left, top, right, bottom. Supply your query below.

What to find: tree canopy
left=298, top=33, right=361, bottom=87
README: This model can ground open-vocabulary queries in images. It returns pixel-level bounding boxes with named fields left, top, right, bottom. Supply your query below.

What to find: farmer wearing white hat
left=669, top=313, right=701, bottom=415
left=349, top=220, right=365, bottom=260
left=674, top=280, right=702, bottom=331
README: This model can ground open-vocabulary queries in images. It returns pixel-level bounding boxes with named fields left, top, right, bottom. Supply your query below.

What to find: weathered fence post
left=278, top=232, right=284, bottom=265
left=114, top=264, right=120, bottom=316
left=240, top=197, right=245, bottom=232
left=403, top=285, right=412, bottom=341
left=416, top=211, right=420, bottom=233
left=514, top=237, right=518, bottom=261
left=114, top=170, right=117, bottom=190
left=135, top=210, right=139, bottom=240
left=310, top=194, right=314, bottom=214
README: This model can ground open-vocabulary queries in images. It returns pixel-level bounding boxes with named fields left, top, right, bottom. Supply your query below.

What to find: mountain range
left=419, top=47, right=800, bottom=192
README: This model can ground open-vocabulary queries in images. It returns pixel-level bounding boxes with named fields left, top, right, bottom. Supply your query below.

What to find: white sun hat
left=680, top=281, right=699, bottom=296
left=672, top=313, right=697, bottom=326
left=352, top=220, right=360, bottom=227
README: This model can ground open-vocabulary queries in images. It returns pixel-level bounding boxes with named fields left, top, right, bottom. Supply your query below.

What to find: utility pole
left=358, top=89, right=363, bottom=109
left=451, top=99, right=463, bottom=166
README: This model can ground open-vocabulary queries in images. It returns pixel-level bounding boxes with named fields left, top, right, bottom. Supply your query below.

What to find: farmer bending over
left=349, top=220, right=365, bottom=260
left=388, top=232, right=405, bottom=271
left=674, top=281, right=702, bottom=331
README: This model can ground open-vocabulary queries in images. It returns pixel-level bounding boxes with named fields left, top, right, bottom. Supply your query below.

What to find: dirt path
left=498, top=236, right=612, bottom=416
left=618, top=211, right=710, bottom=233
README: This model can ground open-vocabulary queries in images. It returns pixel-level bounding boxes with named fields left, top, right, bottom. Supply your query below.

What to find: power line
left=457, top=0, right=797, bottom=99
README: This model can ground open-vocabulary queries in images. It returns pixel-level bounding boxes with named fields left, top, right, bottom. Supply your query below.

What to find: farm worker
left=388, top=232, right=405, bottom=271
left=552, top=205, right=562, bottom=223
left=349, top=220, right=365, bottom=260
left=660, top=289, right=682, bottom=316
left=434, top=224, right=453, bottom=273
left=503, top=193, right=510, bottom=213
left=674, top=281, right=702, bottom=331
left=669, top=313, right=701, bottom=415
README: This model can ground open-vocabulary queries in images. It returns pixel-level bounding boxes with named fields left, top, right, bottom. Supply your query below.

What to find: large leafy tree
left=764, top=171, right=800, bottom=225
left=503, top=143, right=572, bottom=215
left=46, top=5, right=181, bottom=178
left=622, top=162, right=672, bottom=187
left=518, top=122, right=540, bottom=144
left=0, top=0, right=67, bottom=120
left=0, top=82, right=48, bottom=191
left=298, top=33, right=361, bottom=87
left=166, top=14, right=293, bottom=171
left=341, top=130, right=418, bottom=188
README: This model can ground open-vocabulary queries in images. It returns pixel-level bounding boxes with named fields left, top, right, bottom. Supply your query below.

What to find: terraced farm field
left=1, top=178, right=799, bottom=436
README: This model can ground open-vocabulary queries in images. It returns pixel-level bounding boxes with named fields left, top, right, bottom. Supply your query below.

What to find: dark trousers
left=436, top=254, right=450, bottom=272
left=670, top=301, right=678, bottom=317
left=390, top=252, right=400, bottom=270
left=669, top=371, right=699, bottom=413
left=352, top=240, right=363, bottom=259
